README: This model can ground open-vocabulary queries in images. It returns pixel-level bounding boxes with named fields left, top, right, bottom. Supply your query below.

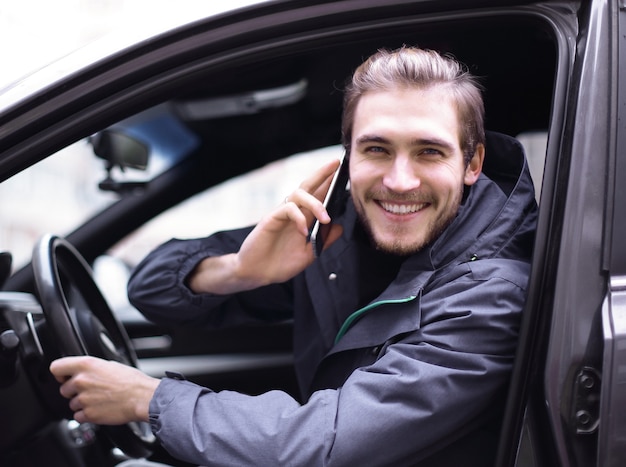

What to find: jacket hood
left=406, top=131, right=538, bottom=272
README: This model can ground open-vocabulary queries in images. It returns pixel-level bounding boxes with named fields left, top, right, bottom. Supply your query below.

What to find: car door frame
left=497, top=1, right=621, bottom=466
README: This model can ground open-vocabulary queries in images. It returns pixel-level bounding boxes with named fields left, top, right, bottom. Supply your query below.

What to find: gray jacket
left=128, top=132, right=538, bottom=466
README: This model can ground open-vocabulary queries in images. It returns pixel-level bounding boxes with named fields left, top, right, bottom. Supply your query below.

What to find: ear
left=463, top=143, right=484, bottom=186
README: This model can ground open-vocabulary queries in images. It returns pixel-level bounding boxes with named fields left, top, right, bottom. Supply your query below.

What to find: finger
left=299, top=159, right=341, bottom=198
left=58, top=378, right=79, bottom=399
left=73, top=410, right=87, bottom=424
left=49, top=359, right=69, bottom=380
left=69, top=395, right=83, bottom=412
left=50, top=359, right=74, bottom=384
left=282, top=159, right=342, bottom=233
left=49, top=356, right=89, bottom=379
left=282, top=201, right=313, bottom=237
left=286, top=185, right=332, bottom=226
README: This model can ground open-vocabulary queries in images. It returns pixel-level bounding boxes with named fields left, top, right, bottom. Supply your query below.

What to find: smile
left=379, top=201, right=427, bottom=215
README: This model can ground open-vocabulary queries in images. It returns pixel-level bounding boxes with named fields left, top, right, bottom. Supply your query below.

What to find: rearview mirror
left=90, top=130, right=149, bottom=193
left=91, top=130, right=149, bottom=171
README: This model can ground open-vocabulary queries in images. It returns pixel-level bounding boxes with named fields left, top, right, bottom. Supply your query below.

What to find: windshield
left=0, top=139, right=118, bottom=268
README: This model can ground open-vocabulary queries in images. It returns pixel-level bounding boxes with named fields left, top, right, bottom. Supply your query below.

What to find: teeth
left=380, top=202, right=426, bottom=214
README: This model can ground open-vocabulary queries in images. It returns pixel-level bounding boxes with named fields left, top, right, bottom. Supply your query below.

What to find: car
left=0, top=0, right=623, bottom=465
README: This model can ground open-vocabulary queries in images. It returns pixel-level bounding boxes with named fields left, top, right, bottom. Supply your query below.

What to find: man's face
left=349, top=87, right=483, bottom=255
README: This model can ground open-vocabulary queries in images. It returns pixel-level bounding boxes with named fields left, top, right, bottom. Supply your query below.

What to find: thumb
left=49, top=356, right=84, bottom=383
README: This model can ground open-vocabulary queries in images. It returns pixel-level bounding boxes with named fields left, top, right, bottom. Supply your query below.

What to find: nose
left=382, top=155, right=420, bottom=193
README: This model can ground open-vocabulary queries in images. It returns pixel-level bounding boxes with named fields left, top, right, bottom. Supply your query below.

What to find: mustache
left=365, top=189, right=432, bottom=203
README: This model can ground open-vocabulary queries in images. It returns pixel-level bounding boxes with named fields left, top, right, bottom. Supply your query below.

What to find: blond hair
left=342, top=47, right=485, bottom=164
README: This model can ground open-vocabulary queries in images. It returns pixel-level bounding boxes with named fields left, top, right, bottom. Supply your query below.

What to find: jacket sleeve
left=147, top=258, right=528, bottom=467
left=127, top=227, right=294, bottom=328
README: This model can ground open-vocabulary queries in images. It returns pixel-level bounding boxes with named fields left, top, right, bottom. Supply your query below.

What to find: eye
left=365, top=145, right=387, bottom=154
left=358, top=145, right=390, bottom=159
left=419, top=147, right=447, bottom=159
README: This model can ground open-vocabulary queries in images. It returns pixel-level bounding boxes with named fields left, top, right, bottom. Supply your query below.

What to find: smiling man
left=51, top=47, right=538, bottom=466
left=349, top=86, right=483, bottom=256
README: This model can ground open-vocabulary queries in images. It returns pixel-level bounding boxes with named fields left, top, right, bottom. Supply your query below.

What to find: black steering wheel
left=32, top=234, right=156, bottom=459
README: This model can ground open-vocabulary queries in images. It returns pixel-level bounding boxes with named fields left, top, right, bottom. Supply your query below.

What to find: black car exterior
left=0, top=0, right=624, bottom=466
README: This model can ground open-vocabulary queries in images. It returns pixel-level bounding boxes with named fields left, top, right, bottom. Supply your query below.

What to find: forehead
left=352, top=87, right=462, bottom=147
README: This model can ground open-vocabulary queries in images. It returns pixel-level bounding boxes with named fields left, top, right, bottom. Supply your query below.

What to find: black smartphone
left=309, top=154, right=350, bottom=257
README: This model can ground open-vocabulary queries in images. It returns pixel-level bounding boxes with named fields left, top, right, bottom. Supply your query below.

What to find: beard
left=353, top=184, right=464, bottom=257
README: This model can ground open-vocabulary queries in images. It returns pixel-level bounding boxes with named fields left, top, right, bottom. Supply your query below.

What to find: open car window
left=93, top=145, right=343, bottom=320
left=108, top=145, right=343, bottom=266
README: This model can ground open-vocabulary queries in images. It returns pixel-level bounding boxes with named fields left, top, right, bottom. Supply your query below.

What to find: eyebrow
left=414, top=137, right=456, bottom=152
left=355, top=134, right=456, bottom=152
left=355, top=134, right=390, bottom=145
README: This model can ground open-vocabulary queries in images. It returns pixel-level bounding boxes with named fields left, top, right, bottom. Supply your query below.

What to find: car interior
left=0, top=6, right=560, bottom=466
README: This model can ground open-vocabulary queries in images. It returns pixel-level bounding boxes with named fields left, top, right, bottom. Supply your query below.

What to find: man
left=50, top=46, right=537, bottom=466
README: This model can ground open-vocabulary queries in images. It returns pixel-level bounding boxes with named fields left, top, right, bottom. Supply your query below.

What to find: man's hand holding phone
left=188, top=158, right=346, bottom=295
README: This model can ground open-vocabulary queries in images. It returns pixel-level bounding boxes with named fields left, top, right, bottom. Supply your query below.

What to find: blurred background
left=0, top=1, right=266, bottom=87
left=0, top=0, right=341, bottom=279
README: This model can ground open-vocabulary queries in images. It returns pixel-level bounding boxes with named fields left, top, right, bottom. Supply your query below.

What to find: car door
left=596, top=1, right=626, bottom=464
left=496, top=1, right=626, bottom=465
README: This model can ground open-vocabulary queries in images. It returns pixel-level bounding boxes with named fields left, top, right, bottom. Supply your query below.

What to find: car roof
left=0, top=0, right=272, bottom=106
left=0, top=0, right=559, bottom=181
